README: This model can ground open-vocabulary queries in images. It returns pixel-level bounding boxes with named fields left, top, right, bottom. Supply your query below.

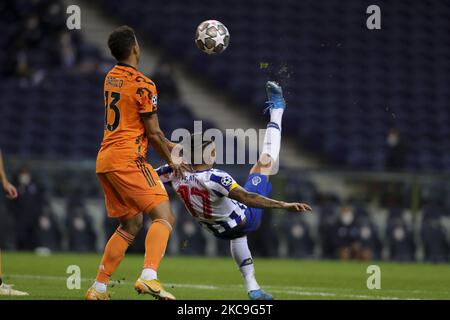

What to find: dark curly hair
left=107, top=25, right=136, bottom=61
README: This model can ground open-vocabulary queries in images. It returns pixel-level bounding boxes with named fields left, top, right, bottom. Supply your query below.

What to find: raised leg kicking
left=157, top=81, right=312, bottom=300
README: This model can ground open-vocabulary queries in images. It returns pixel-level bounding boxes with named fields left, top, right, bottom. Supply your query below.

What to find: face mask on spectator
left=340, top=210, right=354, bottom=226
left=19, top=172, right=31, bottom=186
left=387, top=133, right=399, bottom=146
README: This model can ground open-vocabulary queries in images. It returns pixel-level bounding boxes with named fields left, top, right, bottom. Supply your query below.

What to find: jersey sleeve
left=156, top=164, right=173, bottom=183
left=135, top=81, right=158, bottom=114
left=208, top=171, right=240, bottom=197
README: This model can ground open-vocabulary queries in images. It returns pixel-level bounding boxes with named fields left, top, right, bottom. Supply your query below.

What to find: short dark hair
left=189, top=133, right=214, bottom=164
left=107, top=25, right=136, bottom=61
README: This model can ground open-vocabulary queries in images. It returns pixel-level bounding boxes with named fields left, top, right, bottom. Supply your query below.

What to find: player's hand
left=2, top=180, right=18, bottom=200
left=169, top=162, right=191, bottom=179
left=282, top=202, right=312, bottom=212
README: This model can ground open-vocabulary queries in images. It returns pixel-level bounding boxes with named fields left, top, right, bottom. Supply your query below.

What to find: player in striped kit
left=157, top=81, right=312, bottom=300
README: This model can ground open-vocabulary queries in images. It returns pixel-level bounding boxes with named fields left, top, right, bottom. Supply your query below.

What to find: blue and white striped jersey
left=157, top=166, right=247, bottom=235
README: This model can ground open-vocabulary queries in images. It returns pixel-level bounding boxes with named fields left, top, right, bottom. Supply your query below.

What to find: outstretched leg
left=251, top=81, right=286, bottom=178
left=241, top=81, right=286, bottom=233
left=232, top=81, right=286, bottom=300
left=230, top=236, right=273, bottom=300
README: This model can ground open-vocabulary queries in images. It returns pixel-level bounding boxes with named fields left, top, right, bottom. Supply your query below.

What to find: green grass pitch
left=1, top=252, right=449, bottom=300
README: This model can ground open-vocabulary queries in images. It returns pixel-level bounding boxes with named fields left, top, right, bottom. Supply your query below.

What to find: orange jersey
left=96, top=63, right=158, bottom=173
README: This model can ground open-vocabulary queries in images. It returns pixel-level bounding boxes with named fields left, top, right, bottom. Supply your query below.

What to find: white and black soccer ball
left=195, top=20, right=230, bottom=55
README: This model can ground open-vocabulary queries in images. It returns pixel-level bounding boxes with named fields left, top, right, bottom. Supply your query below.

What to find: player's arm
left=141, top=114, right=184, bottom=176
left=162, top=137, right=177, bottom=152
left=0, top=150, right=18, bottom=199
left=229, top=185, right=311, bottom=212
left=141, top=112, right=172, bottom=161
left=155, top=164, right=174, bottom=183
left=136, top=82, right=186, bottom=176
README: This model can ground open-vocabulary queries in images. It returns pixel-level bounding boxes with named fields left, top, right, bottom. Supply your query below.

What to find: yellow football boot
left=85, top=287, right=110, bottom=300
left=134, top=278, right=176, bottom=300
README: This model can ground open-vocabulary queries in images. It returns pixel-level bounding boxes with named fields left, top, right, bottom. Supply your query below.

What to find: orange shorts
left=98, top=159, right=169, bottom=220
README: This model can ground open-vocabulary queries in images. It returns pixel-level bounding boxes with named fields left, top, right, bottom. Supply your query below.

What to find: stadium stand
left=0, top=0, right=448, bottom=262
left=0, top=0, right=209, bottom=159
left=100, top=0, right=450, bottom=172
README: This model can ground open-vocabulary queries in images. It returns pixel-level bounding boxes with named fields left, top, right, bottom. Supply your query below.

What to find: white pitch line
left=6, top=274, right=218, bottom=290
left=270, top=289, right=419, bottom=300
left=5, top=274, right=423, bottom=300
left=265, top=285, right=443, bottom=296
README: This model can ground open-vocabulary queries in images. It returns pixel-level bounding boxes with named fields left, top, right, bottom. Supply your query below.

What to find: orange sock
left=143, top=219, right=172, bottom=271
left=96, top=227, right=134, bottom=283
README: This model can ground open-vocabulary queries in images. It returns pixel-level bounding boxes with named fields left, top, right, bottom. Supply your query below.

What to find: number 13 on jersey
left=104, top=91, right=121, bottom=131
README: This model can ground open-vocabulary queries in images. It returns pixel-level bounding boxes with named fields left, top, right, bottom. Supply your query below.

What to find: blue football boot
left=265, top=81, right=286, bottom=112
left=248, top=289, right=274, bottom=300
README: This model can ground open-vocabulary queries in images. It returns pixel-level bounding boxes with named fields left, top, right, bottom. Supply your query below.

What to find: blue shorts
left=242, top=173, right=272, bottom=233
left=215, top=173, right=272, bottom=240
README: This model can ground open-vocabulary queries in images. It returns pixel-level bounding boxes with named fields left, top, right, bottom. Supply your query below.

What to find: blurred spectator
left=14, top=40, right=34, bottom=82
left=178, top=219, right=206, bottom=256
left=318, top=194, right=339, bottom=258
left=332, top=205, right=373, bottom=260
left=386, top=212, right=416, bottom=261
left=358, top=217, right=382, bottom=260
left=21, top=15, right=43, bottom=48
left=421, top=203, right=449, bottom=263
left=284, top=214, right=314, bottom=258
left=65, top=196, right=97, bottom=252
left=8, top=166, right=44, bottom=250
left=58, top=31, right=77, bottom=68
left=350, top=200, right=383, bottom=259
left=385, top=128, right=406, bottom=171
left=40, top=0, right=66, bottom=32
left=35, top=203, right=62, bottom=252
left=247, top=209, right=278, bottom=257
left=351, top=199, right=370, bottom=223
left=1, top=0, right=88, bottom=83
left=151, top=60, right=179, bottom=101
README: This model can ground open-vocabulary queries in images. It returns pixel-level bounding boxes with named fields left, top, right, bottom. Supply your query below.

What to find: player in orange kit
left=85, top=26, right=184, bottom=300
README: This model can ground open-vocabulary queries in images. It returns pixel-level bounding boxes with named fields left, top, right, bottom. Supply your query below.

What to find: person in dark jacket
left=66, top=195, right=97, bottom=252
left=9, top=166, right=43, bottom=250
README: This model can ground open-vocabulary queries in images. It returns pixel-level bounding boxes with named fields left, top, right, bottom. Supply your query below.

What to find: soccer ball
left=195, top=20, right=230, bottom=55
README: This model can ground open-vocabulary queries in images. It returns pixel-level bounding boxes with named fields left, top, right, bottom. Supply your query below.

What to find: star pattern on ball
left=212, top=32, right=226, bottom=46
left=195, top=20, right=229, bottom=55
left=197, top=27, right=209, bottom=44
